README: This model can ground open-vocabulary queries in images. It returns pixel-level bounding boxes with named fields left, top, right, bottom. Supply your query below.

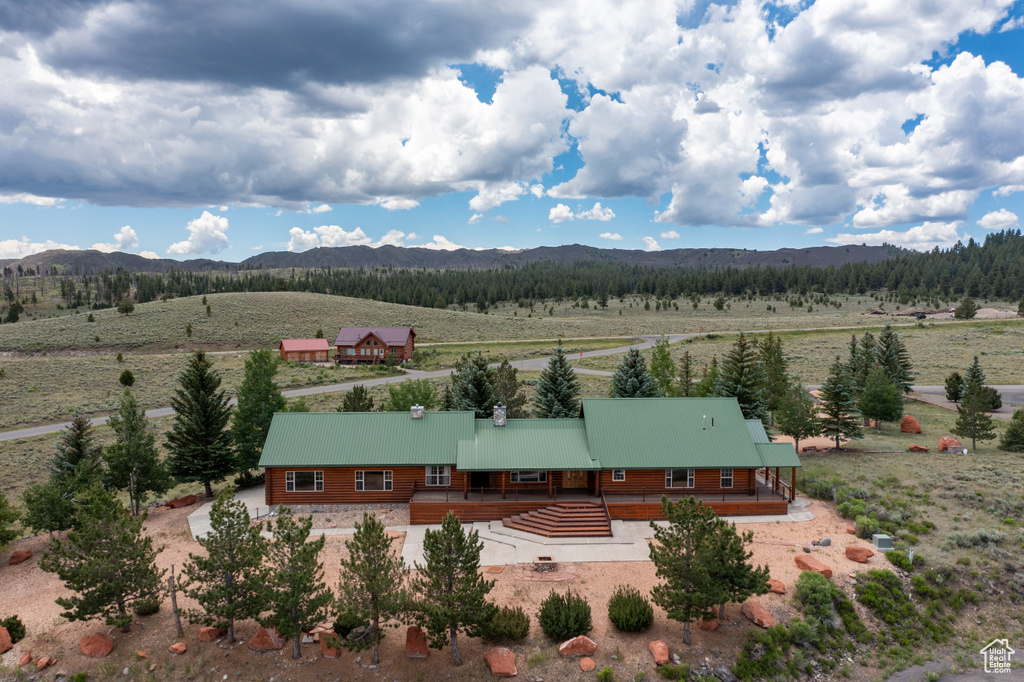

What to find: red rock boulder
left=19, top=650, right=32, bottom=666
left=794, top=554, right=833, bottom=578
left=908, top=444, right=929, bottom=453
left=405, top=625, right=428, bottom=658
left=80, top=633, right=114, bottom=658
left=559, top=635, right=597, bottom=657
left=939, top=436, right=963, bottom=453
left=8, top=549, right=32, bottom=565
left=698, top=617, right=719, bottom=631
left=581, top=657, right=596, bottom=672
left=485, top=647, right=517, bottom=677
left=165, top=494, right=198, bottom=509
left=845, top=546, right=875, bottom=563
left=0, top=626, right=11, bottom=654
left=198, top=626, right=226, bottom=642
left=846, top=525, right=856, bottom=534
left=36, top=656, right=55, bottom=670
left=649, top=640, right=669, bottom=665
left=740, top=601, right=776, bottom=628
left=767, top=578, right=786, bottom=594
left=320, top=636, right=342, bottom=659
left=248, top=626, right=286, bottom=651
left=900, top=416, right=922, bottom=434
left=168, top=642, right=187, bottom=655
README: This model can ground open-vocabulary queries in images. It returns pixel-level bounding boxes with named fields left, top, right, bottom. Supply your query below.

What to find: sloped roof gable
left=335, top=327, right=414, bottom=347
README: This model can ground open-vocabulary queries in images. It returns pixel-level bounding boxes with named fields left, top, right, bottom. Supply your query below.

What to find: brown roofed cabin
left=335, top=326, right=415, bottom=364
left=279, top=338, right=331, bottom=363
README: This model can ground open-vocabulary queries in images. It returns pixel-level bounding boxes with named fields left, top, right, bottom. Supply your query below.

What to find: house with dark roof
left=258, top=397, right=801, bottom=531
left=279, top=338, right=331, bottom=363
left=334, top=326, right=415, bottom=364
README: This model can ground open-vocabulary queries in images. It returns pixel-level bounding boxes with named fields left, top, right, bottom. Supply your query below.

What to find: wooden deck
left=503, top=502, right=612, bottom=537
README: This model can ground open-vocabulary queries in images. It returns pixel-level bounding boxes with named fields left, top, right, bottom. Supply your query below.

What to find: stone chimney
left=411, top=404, right=424, bottom=419
left=493, top=403, right=507, bottom=427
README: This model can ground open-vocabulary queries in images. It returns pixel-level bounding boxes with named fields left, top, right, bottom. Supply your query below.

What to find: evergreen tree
left=341, top=384, right=377, bottom=412
left=693, top=357, right=720, bottom=397
left=22, top=478, right=76, bottom=538
left=964, top=355, right=986, bottom=388
left=49, top=408, right=103, bottom=484
left=533, top=345, right=582, bottom=418
left=649, top=337, right=679, bottom=397
left=1018, top=297, right=1024, bottom=317
left=610, top=347, right=660, bottom=398
left=491, top=360, right=529, bottom=418
left=104, top=388, right=171, bottom=515
left=337, top=512, right=406, bottom=665
left=232, top=348, right=286, bottom=482
left=180, top=489, right=268, bottom=643
left=876, top=325, right=914, bottom=394
left=775, top=382, right=820, bottom=454
left=264, top=507, right=333, bottom=660
left=847, top=331, right=877, bottom=398
left=440, top=383, right=455, bottom=411
left=951, top=380, right=997, bottom=451
left=816, top=357, right=862, bottom=449
left=706, top=519, right=770, bottom=619
left=287, top=396, right=311, bottom=412
left=38, top=487, right=165, bottom=632
left=716, top=333, right=768, bottom=424
left=649, top=496, right=725, bottom=645
left=408, top=511, right=494, bottom=665
left=0, top=492, right=20, bottom=547
left=998, top=409, right=1024, bottom=452
left=954, top=296, right=979, bottom=319
left=451, top=353, right=495, bottom=418
left=165, top=350, right=235, bottom=498
left=944, top=371, right=964, bottom=403
left=380, top=379, right=437, bottom=412
left=678, top=350, right=695, bottom=397
left=857, top=368, right=903, bottom=432
left=758, top=332, right=789, bottom=424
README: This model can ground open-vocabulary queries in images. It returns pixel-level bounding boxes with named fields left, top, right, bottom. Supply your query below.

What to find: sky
left=1, top=0, right=1024, bottom=262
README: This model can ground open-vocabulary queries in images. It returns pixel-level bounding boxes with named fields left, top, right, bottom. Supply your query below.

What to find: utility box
left=872, top=533, right=893, bottom=552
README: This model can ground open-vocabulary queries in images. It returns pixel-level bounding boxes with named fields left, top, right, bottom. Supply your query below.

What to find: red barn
left=334, top=327, right=415, bottom=364
left=279, top=338, right=331, bottom=363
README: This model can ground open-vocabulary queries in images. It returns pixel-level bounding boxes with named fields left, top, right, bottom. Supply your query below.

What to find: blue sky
left=1, top=0, right=1024, bottom=261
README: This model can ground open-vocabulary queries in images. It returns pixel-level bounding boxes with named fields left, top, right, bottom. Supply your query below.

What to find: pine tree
left=758, top=332, right=789, bottom=424
left=104, top=388, right=171, bottom=515
left=38, top=487, right=165, bottom=632
left=998, top=409, right=1024, bottom=452
left=451, top=353, right=495, bottom=418
left=857, top=368, right=903, bottom=432
left=951, top=380, right=997, bottom=451
left=716, top=333, right=768, bottom=424
left=775, top=382, right=820, bottom=453
left=649, top=496, right=725, bottom=645
left=533, top=345, right=582, bottom=418
left=21, top=478, right=76, bottom=538
left=954, top=296, right=979, bottom=319
left=0, top=493, right=20, bottom=547
left=264, top=507, right=333, bottom=659
left=337, top=512, right=406, bottom=665
left=817, top=357, right=862, bottom=449
left=706, top=518, right=770, bottom=619
left=491, top=360, right=529, bottom=418
left=610, top=347, right=660, bottom=398
left=342, top=384, right=377, bottom=412
left=49, top=408, right=103, bottom=484
left=180, top=489, right=268, bottom=643
left=678, top=350, right=695, bottom=397
left=408, top=511, right=494, bottom=665
left=944, top=371, right=964, bottom=403
left=649, top=337, right=679, bottom=397
left=232, top=348, right=286, bottom=482
left=165, top=350, right=235, bottom=498
left=380, top=379, right=436, bottom=412
left=693, top=357, right=720, bottom=397
left=847, top=331, right=877, bottom=398
left=876, top=325, right=914, bottom=394
left=964, top=355, right=986, bottom=388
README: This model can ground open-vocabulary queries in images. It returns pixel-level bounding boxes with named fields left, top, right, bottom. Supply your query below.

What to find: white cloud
left=642, top=236, right=661, bottom=252
left=977, top=208, right=1018, bottom=230
left=219, top=205, right=229, bottom=211
left=91, top=225, right=138, bottom=253
left=250, top=244, right=263, bottom=251
left=468, top=182, right=525, bottom=212
left=167, top=211, right=230, bottom=255
left=577, top=202, right=615, bottom=221
left=468, top=213, right=483, bottom=224
left=999, top=16, right=1024, bottom=32
left=311, top=203, right=332, bottom=213
left=493, top=215, right=509, bottom=224
left=530, top=184, right=545, bottom=198
left=549, top=203, right=575, bottom=223
left=0, top=237, right=79, bottom=259
left=805, top=227, right=824, bottom=234
left=419, top=234, right=465, bottom=250
left=407, top=232, right=419, bottom=241
left=374, top=197, right=420, bottom=211
left=374, top=229, right=408, bottom=247
left=599, top=232, right=622, bottom=240
left=139, top=251, right=160, bottom=259
left=660, top=230, right=680, bottom=239
left=287, top=225, right=374, bottom=251
left=0, top=193, right=64, bottom=207
left=827, top=221, right=965, bottom=251
left=286, top=227, right=322, bottom=253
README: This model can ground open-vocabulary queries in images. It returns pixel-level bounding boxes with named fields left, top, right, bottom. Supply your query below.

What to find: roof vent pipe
left=703, top=415, right=706, bottom=430
left=411, top=404, right=424, bottom=419
left=493, top=403, right=507, bottom=427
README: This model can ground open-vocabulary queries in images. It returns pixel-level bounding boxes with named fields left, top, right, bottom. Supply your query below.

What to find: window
left=426, top=466, right=450, bottom=486
left=720, top=468, right=733, bottom=489
left=344, top=348, right=354, bottom=355
left=510, top=471, right=547, bottom=483
left=612, top=470, right=626, bottom=482
left=665, top=468, right=694, bottom=488
left=355, top=470, right=393, bottom=491
left=285, top=471, right=323, bottom=492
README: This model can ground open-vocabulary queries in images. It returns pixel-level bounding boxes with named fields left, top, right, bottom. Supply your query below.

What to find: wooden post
left=548, top=473, right=553, bottom=499
left=169, top=564, right=184, bottom=637
left=463, top=473, right=468, bottom=500
left=791, top=467, right=796, bottom=502
left=501, top=471, right=506, bottom=500
left=596, top=471, right=602, bottom=497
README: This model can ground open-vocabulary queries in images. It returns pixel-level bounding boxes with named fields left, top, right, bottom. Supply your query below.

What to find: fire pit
left=532, top=556, right=558, bottom=573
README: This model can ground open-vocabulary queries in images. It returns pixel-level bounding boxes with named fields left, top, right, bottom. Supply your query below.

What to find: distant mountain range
left=0, top=243, right=896, bottom=275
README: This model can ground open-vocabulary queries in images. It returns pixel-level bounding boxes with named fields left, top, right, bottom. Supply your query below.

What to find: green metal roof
left=456, top=419, right=598, bottom=471
left=581, top=398, right=765, bottom=469
left=258, top=411, right=474, bottom=468
left=755, top=442, right=802, bottom=468
left=746, top=419, right=771, bottom=444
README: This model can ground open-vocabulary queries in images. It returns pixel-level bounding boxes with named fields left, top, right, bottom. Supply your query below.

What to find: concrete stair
left=502, top=501, right=611, bottom=538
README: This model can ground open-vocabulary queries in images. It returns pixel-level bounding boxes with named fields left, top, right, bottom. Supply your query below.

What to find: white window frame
left=355, top=470, right=393, bottom=491
left=285, top=470, right=324, bottom=493
left=665, top=468, right=695, bottom=489
left=510, top=471, right=547, bottom=483
left=425, top=465, right=451, bottom=486
left=720, top=468, right=734, bottom=489
left=612, top=469, right=626, bottom=482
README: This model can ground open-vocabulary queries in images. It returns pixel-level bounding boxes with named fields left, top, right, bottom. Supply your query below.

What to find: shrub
left=119, top=369, right=135, bottom=387
left=788, top=617, right=821, bottom=647
left=333, top=607, right=365, bottom=638
left=804, top=478, right=842, bottom=501
left=854, top=515, right=880, bottom=540
left=886, top=550, right=924, bottom=572
left=482, top=605, right=530, bottom=643
left=793, top=571, right=839, bottom=628
left=596, top=666, right=614, bottom=682
left=537, top=588, right=592, bottom=641
left=116, top=352, right=124, bottom=363
left=133, top=596, right=161, bottom=616
left=0, top=615, right=26, bottom=643
left=734, top=625, right=794, bottom=680
left=607, top=585, right=654, bottom=633
left=837, top=499, right=866, bottom=519
left=947, top=528, right=1005, bottom=548
left=656, top=664, right=690, bottom=681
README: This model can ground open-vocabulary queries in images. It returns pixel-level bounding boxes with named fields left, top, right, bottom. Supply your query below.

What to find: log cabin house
left=259, top=398, right=801, bottom=530
left=334, top=326, right=415, bottom=364
left=279, top=338, right=331, bottom=363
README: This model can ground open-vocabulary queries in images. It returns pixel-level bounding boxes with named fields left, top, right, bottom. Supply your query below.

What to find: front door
left=563, top=471, right=588, bottom=488
left=470, top=471, right=490, bottom=490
